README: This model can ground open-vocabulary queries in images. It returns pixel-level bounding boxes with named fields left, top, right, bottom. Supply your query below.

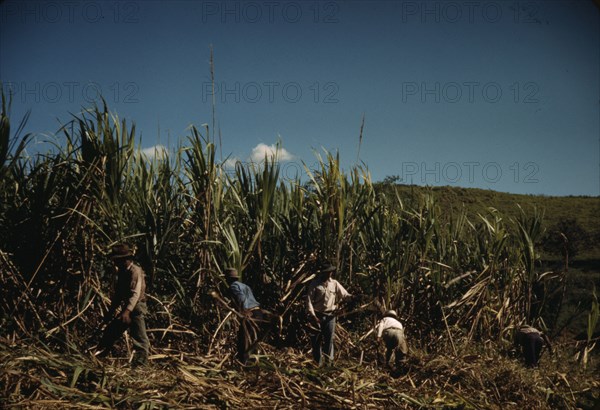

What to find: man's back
left=229, top=280, right=260, bottom=311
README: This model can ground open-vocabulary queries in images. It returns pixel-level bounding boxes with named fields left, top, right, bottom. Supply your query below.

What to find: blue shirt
left=229, top=281, right=260, bottom=311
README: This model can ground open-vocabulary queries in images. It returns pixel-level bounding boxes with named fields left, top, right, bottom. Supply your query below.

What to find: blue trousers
left=311, top=314, right=336, bottom=364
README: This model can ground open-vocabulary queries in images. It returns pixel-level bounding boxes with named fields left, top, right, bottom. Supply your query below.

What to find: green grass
left=379, top=183, right=600, bottom=259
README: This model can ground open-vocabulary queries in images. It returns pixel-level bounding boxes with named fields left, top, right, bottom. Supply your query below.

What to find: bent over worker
left=306, top=262, right=351, bottom=365
left=96, top=244, right=150, bottom=367
left=226, top=268, right=266, bottom=364
left=375, top=310, right=408, bottom=369
left=515, top=325, right=551, bottom=367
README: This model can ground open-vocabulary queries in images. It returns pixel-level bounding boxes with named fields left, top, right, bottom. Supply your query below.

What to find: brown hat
left=110, top=244, right=134, bottom=259
left=225, top=268, right=239, bottom=279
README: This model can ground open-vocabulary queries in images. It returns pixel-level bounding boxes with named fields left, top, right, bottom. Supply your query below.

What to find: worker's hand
left=310, top=314, right=320, bottom=326
left=102, top=309, right=115, bottom=325
left=120, top=309, right=132, bottom=325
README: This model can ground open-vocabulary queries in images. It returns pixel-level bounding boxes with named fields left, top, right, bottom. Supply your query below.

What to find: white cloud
left=250, top=143, right=293, bottom=162
left=141, top=145, right=168, bottom=159
left=223, top=157, right=239, bottom=169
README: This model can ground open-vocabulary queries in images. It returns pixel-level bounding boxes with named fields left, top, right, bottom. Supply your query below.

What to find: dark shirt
left=229, top=281, right=260, bottom=311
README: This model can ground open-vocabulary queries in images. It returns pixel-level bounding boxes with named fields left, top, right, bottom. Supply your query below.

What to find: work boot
left=131, top=351, right=148, bottom=368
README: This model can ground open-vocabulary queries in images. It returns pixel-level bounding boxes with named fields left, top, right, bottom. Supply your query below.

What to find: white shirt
left=307, top=277, right=350, bottom=316
left=376, top=317, right=404, bottom=338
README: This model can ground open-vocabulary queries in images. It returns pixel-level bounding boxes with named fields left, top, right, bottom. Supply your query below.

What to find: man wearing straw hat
left=225, top=268, right=266, bottom=364
left=306, top=262, right=351, bottom=365
left=96, top=244, right=150, bottom=367
left=375, top=310, right=408, bottom=369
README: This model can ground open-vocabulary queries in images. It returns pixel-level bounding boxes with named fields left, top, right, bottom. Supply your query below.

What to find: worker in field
left=226, top=268, right=268, bottom=364
left=375, top=310, right=408, bottom=369
left=515, top=325, right=552, bottom=367
left=96, top=244, right=150, bottom=367
left=306, top=262, right=351, bottom=365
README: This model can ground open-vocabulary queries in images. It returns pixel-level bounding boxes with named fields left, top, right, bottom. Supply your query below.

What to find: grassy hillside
left=379, top=183, right=600, bottom=259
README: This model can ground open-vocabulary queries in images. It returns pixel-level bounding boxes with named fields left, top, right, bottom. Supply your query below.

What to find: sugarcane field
left=2, top=1, right=600, bottom=408
left=0, top=88, right=598, bottom=409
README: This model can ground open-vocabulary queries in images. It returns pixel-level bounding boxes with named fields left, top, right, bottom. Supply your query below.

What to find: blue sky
left=1, top=0, right=598, bottom=196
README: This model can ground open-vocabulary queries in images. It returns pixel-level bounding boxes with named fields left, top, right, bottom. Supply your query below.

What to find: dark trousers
left=519, top=331, right=544, bottom=367
left=98, top=302, right=150, bottom=366
left=237, top=309, right=266, bottom=364
left=382, top=328, right=408, bottom=368
left=311, top=314, right=336, bottom=365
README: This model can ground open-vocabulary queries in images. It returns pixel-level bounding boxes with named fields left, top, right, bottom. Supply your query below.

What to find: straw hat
left=384, top=310, right=398, bottom=319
